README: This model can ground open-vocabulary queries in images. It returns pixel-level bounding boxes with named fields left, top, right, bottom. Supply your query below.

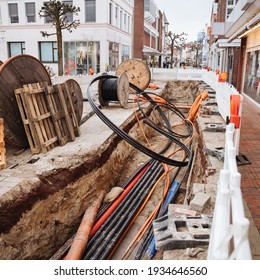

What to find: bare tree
left=166, top=31, right=187, bottom=68
left=189, top=41, right=203, bottom=67
left=39, top=0, right=80, bottom=75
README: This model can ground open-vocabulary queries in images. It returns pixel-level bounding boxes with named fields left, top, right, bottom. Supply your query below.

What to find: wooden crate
left=0, top=118, right=6, bottom=169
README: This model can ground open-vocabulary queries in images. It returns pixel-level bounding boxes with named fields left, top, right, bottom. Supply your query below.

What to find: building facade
left=209, top=0, right=260, bottom=106
left=133, top=0, right=168, bottom=68
left=0, top=0, right=134, bottom=74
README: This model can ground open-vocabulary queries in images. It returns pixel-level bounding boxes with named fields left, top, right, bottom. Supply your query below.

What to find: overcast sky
left=154, top=0, right=214, bottom=42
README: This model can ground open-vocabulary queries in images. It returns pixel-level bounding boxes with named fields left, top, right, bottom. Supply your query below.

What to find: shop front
left=243, top=27, right=260, bottom=104
left=63, top=41, right=100, bottom=75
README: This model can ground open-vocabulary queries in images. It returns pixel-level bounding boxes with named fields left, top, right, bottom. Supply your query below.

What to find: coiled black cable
left=87, top=74, right=191, bottom=167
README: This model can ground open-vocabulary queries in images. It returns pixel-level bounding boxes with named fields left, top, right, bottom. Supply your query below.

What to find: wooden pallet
left=0, top=118, right=6, bottom=169
left=15, top=83, right=58, bottom=154
left=60, top=82, right=80, bottom=137
left=15, top=82, right=80, bottom=154
left=44, top=83, right=77, bottom=145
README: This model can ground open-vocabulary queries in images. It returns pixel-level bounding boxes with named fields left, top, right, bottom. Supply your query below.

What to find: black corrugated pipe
left=90, top=163, right=165, bottom=260
left=83, top=161, right=164, bottom=259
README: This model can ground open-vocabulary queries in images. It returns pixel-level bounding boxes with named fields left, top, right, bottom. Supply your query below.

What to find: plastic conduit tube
left=89, top=162, right=149, bottom=238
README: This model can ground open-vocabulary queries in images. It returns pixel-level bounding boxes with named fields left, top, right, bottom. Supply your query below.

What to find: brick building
left=209, top=0, right=260, bottom=106
left=133, top=0, right=168, bottom=67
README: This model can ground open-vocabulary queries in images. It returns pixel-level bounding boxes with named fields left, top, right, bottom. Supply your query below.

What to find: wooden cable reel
left=0, top=54, right=52, bottom=148
left=65, top=79, right=83, bottom=124
left=98, top=73, right=129, bottom=108
left=115, top=59, right=151, bottom=91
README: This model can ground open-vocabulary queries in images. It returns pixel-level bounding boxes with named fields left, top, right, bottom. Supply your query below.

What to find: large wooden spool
left=65, top=79, right=83, bottom=124
left=115, top=59, right=151, bottom=91
left=0, top=54, right=51, bottom=148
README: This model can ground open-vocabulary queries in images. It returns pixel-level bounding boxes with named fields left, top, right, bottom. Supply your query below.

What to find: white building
left=0, top=0, right=134, bottom=75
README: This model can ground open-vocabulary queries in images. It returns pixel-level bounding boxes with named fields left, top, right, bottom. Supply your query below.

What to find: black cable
left=87, top=74, right=190, bottom=167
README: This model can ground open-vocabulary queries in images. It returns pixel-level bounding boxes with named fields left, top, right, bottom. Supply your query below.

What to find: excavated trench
left=0, top=80, right=208, bottom=260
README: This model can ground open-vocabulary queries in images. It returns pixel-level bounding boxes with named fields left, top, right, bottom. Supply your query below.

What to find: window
left=128, top=15, right=130, bottom=33
left=85, top=0, right=96, bottom=22
left=115, top=6, right=118, bottom=26
left=121, top=45, right=130, bottom=62
left=109, top=42, right=119, bottom=71
left=144, top=0, right=149, bottom=12
left=39, top=42, right=58, bottom=62
left=8, top=3, right=19, bottom=23
left=109, top=2, right=112, bottom=24
left=25, top=2, right=36, bottom=23
left=227, top=8, right=233, bottom=18
left=244, top=50, right=260, bottom=104
left=64, top=41, right=100, bottom=75
left=120, top=10, right=122, bottom=29
left=8, top=42, right=25, bottom=57
left=44, top=2, right=52, bottom=23
left=63, top=0, right=73, bottom=22
left=115, top=6, right=118, bottom=19
left=227, top=0, right=234, bottom=5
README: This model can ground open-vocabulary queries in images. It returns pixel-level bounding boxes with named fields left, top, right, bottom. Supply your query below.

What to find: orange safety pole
left=230, top=94, right=241, bottom=129
left=186, top=90, right=208, bottom=122
left=64, top=190, right=106, bottom=260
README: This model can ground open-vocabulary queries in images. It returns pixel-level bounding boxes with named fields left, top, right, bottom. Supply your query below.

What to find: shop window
left=244, top=50, right=260, bottom=104
left=109, top=42, right=119, bottom=71
left=39, top=42, right=58, bottom=62
left=121, top=45, right=130, bottom=62
left=85, top=0, right=96, bottom=22
left=64, top=41, right=100, bottom=75
left=8, top=3, right=19, bottom=23
left=8, top=42, right=25, bottom=57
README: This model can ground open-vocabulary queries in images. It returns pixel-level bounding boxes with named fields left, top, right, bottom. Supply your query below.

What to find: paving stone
left=190, top=193, right=211, bottom=212
left=192, top=183, right=205, bottom=195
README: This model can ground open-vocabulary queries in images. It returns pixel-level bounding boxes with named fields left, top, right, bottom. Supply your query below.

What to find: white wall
left=0, top=0, right=133, bottom=74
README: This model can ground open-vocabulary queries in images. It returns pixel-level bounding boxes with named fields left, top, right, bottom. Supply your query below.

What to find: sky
left=154, top=0, right=214, bottom=42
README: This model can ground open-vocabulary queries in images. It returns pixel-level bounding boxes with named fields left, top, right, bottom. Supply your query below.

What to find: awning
left=142, top=46, right=164, bottom=56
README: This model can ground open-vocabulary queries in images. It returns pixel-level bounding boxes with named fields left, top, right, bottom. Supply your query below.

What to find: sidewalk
left=238, top=96, right=260, bottom=259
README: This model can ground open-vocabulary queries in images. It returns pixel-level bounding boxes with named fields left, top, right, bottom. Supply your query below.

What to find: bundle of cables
left=65, top=74, right=196, bottom=260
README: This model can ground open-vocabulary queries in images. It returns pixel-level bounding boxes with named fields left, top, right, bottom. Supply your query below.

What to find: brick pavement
left=238, top=97, right=260, bottom=236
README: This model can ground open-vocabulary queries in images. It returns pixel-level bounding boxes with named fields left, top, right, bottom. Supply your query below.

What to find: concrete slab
left=190, top=193, right=211, bottom=212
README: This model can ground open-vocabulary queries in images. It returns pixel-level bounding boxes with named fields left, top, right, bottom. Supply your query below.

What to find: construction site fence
left=207, top=123, right=251, bottom=260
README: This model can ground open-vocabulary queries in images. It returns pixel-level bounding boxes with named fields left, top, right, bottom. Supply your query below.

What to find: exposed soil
left=0, top=80, right=210, bottom=260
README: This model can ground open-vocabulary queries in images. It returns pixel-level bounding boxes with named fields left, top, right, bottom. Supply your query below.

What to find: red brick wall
left=144, top=31, right=150, bottom=47
left=231, top=47, right=240, bottom=87
left=158, top=11, right=162, bottom=52
left=133, top=0, right=144, bottom=59
left=217, top=0, right=227, bottom=22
